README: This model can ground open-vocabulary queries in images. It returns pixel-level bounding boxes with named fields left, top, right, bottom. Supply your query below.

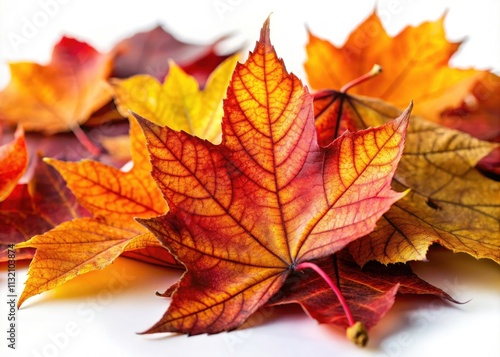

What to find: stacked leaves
left=0, top=12, right=498, bottom=347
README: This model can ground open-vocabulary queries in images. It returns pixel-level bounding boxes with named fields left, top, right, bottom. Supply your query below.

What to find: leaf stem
left=71, top=124, right=101, bottom=156
left=340, top=64, right=382, bottom=93
left=295, top=261, right=354, bottom=325
left=294, top=261, right=368, bottom=347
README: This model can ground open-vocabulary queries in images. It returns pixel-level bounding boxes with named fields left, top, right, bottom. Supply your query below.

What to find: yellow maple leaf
left=112, top=55, right=238, bottom=144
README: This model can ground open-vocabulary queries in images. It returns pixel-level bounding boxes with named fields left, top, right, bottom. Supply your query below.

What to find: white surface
left=1, top=1, right=500, bottom=356
left=1, top=250, right=500, bottom=357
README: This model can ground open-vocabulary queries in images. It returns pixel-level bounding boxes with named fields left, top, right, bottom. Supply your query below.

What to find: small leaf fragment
left=0, top=126, right=27, bottom=201
left=110, top=25, right=237, bottom=85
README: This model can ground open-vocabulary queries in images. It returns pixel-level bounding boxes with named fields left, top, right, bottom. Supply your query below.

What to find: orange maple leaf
left=0, top=37, right=112, bottom=134
left=15, top=117, right=172, bottom=306
left=136, top=18, right=409, bottom=337
left=305, top=12, right=486, bottom=122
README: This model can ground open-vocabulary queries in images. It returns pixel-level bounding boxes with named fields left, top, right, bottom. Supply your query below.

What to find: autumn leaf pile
left=1, top=13, right=498, bottom=347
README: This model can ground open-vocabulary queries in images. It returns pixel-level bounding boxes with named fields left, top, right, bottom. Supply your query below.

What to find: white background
left=1, top=1, right=499, bottom=356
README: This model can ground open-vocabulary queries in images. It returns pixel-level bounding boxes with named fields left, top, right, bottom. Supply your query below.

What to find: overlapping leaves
left=0, top=154, right=90, bottom=261
left=136, top=18, right=409, bottom=335
left=15, top=118, right=169, bottom=306
left=0, top=9, right=497, bottom=348
left=306, top=12, right=500, bottom=177
left=14, top=55, right=237, bottom=306
left=305, top=12, right=486, bottom=122
left=269, top=251, right=457, bottom=330
left=312, top=92, right=499, bottom=264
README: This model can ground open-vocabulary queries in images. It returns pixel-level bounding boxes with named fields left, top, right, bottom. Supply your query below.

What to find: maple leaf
left=0, top=37, right=112, bottom=134
left=15, top=56, right=235, bottom=305
left=305, top=12, right=486, bottom=123
left=111, top=55, right=238, bottom=144
left=0, top=126, right=27, bottom=201
left=269, top=251, right=457, bottom=330
left=0, top=154, right=89, bottom=261
left=312, top=89, right=500, bottom=264
left=136, top=18, right=409, bottom=338
left=15, top=118, right=173, bottom=306
left=110, top=25, right=236, bottom=85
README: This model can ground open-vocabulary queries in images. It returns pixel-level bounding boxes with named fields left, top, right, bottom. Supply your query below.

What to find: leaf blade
left=138, top=18, right=408, bottom=335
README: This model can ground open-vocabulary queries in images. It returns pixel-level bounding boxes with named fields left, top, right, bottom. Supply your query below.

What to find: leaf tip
left=401, top=188, right=411, bottom=198
left=13, top=241, right=28, bottom=249
left=13, top=124, right=25, bottom=138
left=399, top=101, right=413, bottom=124
left=42, top=157, right=54, bottom=165
left=17, top=289, right=31, bottom=309
left=260, top=15, right=272, bottom=47
left=136, top=328, right=151, bottom=336
left=129, top=111, right=149, bottom=128
left=440, top=8, right=449, bottom=21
